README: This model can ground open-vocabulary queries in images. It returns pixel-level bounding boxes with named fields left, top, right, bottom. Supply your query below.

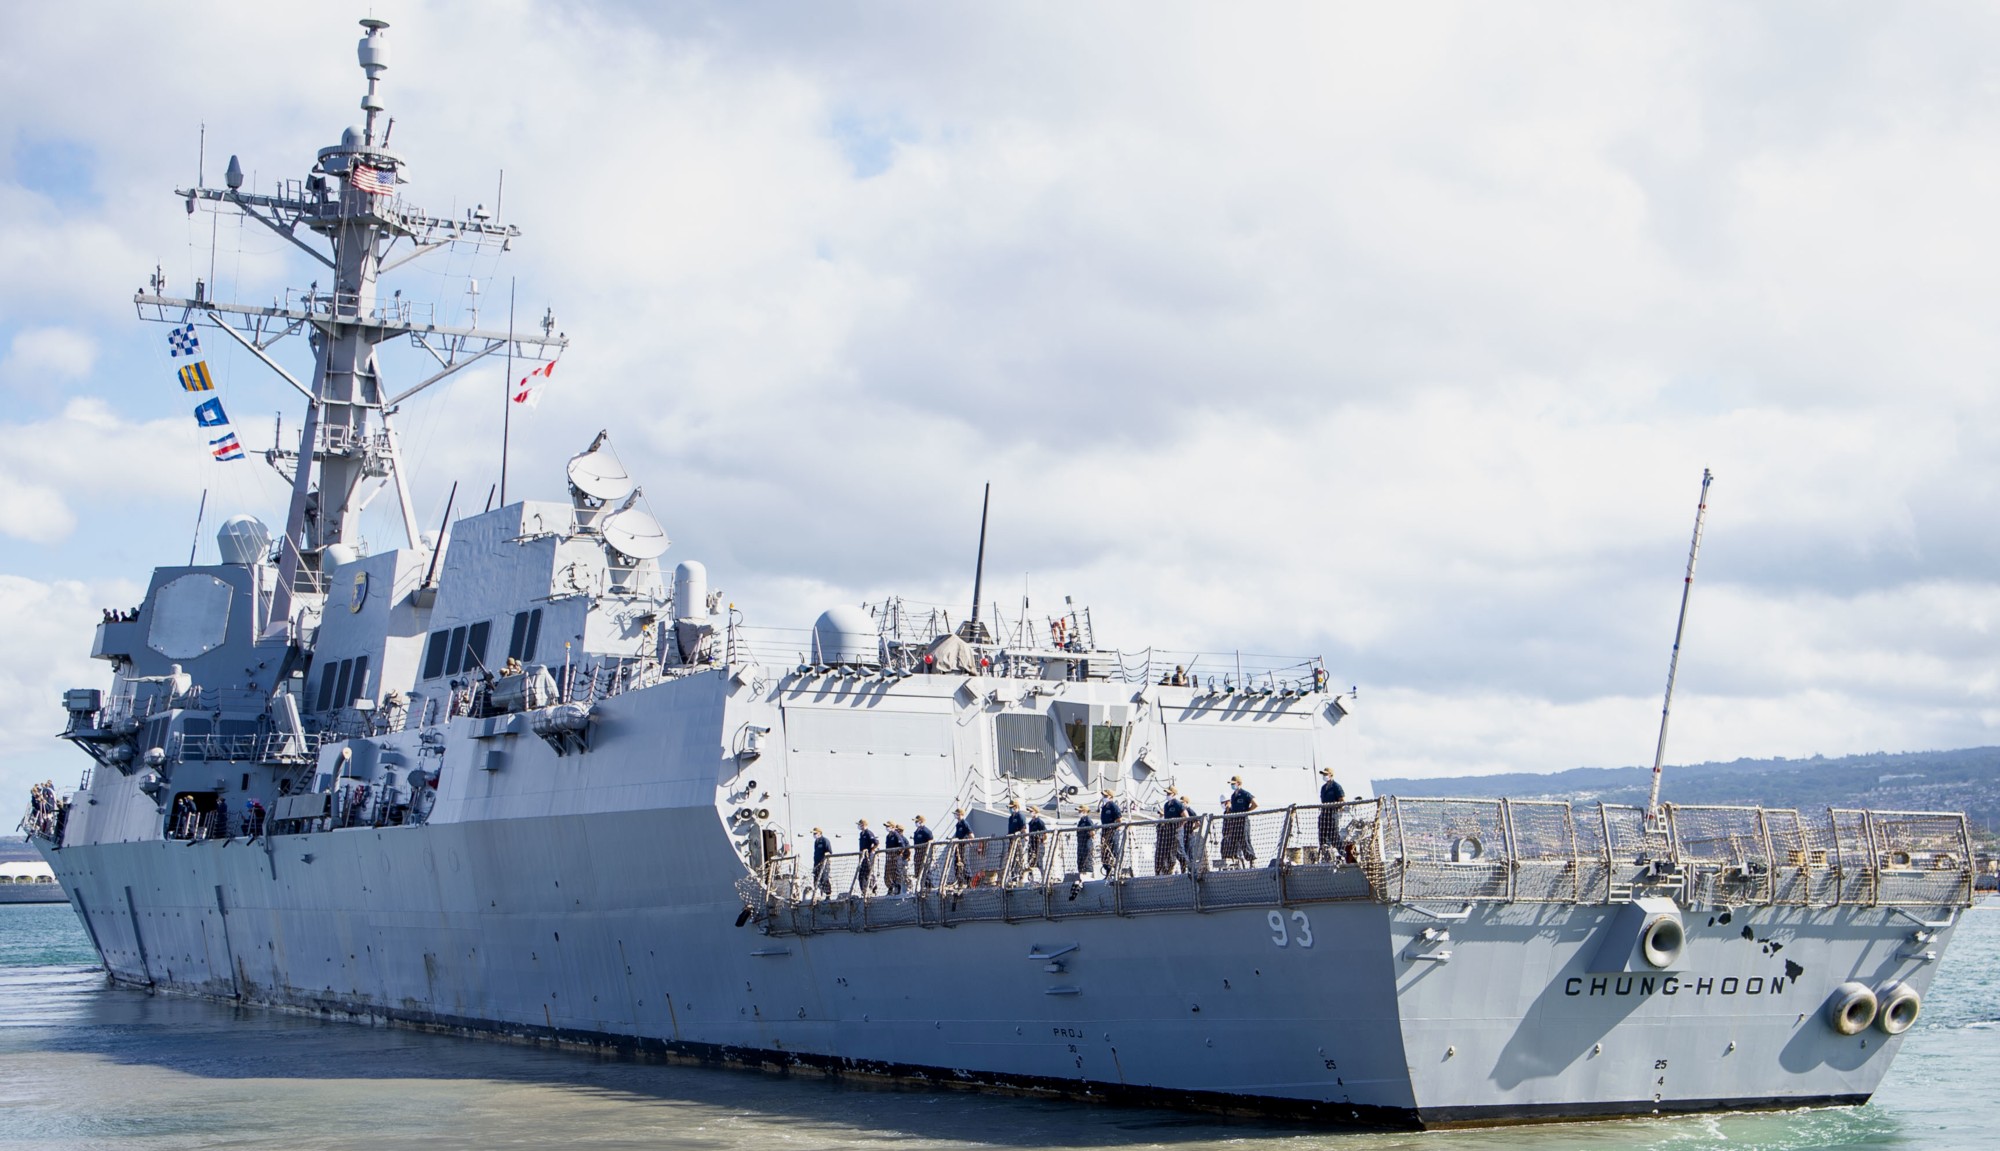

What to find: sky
left=3, top=2, right=1998, bottom=812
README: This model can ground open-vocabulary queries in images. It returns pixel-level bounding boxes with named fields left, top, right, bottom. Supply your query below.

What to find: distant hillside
left=1378, top=747, right=2000, bottom=842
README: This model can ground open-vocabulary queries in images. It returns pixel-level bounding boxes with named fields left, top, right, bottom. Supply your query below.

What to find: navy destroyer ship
left=22, top=20, right=1975, bottom=1127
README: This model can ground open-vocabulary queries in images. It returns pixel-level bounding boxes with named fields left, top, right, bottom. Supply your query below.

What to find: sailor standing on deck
left=1075, top=805, right=1096, bottom=877
left=949, top=808, right=974, bottom=888
left=1223, top=776, right=1258, bottom=867
left=883, top=821, right=910, bottom=895
left=1026, top=808, right=1049, bottom=882
left=1178, top=794, right=1202, bottom=872
left=1317, top=767, right=1347, bottom=862
left=1098, top=789, right=1125, bottom=878
left=1157, top=787, right=1185, bottom=874
left=855, top=819, right=879, bottom=895
left=911, top=815, right=935, bottom=890
left=811, top=827, right=833, bottom=897
left=1004, top=799, right=1028, bottom=884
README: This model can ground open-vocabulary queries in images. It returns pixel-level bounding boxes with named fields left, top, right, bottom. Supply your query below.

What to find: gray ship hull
left=37, top=803, right=1955, bottom=1127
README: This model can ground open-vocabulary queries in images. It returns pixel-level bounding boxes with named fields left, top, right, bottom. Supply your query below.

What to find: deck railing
left=742, top=798, right=1975, bottom=935
left=167, top=731, right=323, bottom=765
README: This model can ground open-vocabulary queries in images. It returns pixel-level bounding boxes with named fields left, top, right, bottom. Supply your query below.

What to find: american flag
left=350, top=165, right=394, bottom=196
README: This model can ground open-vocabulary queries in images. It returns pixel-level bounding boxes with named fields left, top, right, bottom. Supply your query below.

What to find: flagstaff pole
left=1647, top=468, right=1713, bottom=824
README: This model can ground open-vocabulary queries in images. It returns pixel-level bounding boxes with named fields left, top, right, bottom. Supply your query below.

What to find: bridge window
left=331, top=659, right=353, bottom=711
left=509, top=608, right=543, bottom=663
left=1092, top=724, right=1125, bottom=762
left=1065, top=722, right=1127, bottom=762
left=422, top=630, right=449, bottom=679
left=466, top=620, right=492, bottom=673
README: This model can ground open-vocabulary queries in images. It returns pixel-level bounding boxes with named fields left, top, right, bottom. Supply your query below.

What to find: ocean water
left=1, top=901, right=1995, bottom=1151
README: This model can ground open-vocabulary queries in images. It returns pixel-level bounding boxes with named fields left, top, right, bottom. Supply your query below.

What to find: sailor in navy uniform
left=1223, top=776, right=1258, bottom=867
left=1098, top=789, right=1125, bottom=878
left=1075, top=807, right=1096, bottom=877
left=1004, top=800, right=1028, bottom=884
left=1317, top=767, right=1347, bottom=862
left=949, top=808, right=974, bottom=887
left=811, top=828, right=833, bottom=897
left=1177, top=794, right=1202, bottom=872
left=911, top=815, right=935, bottom=890
left=1157, top=786, right=1185, bottom=874
left=855, top=819, right=879, bottom=894
left=1026, top=809, right=1049, bottom=882
left=883, top=821, right=910, bottom=895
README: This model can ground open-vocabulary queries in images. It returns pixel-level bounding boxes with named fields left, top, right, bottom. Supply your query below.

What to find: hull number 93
left=1267, top=910, right=1314, bottom=948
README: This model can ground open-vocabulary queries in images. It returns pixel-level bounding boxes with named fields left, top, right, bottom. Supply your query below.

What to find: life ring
left=1640, top=916, right=1685, bottom=969
left=1875, top=982, right=1920, bottom=1035
left=1825, top=981, right=1878, bottom=1035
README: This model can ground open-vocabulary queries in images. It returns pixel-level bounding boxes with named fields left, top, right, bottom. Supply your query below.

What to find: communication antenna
left=187, top=489, right=208, bottom=566
left=421, top=482, right=458, bottom=590
left=1646, top=468, right=1714, bottom=824
left=565, top=432, right=636, bottom=503
left=601, top=489, right=670, bottom=561
left=968, top=483, right=991, bottom=641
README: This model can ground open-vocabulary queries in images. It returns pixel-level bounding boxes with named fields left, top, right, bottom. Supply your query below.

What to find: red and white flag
left=512, top=360, right=556, bottom=409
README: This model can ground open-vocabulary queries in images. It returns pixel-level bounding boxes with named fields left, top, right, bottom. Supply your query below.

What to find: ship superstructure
left=21, top=21, right=1975, bottom=1128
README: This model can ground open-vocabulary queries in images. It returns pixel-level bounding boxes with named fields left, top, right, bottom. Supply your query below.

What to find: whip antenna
left=967, top=482, right=990, bottom=641
left=1647, top=468, right=1713, bottom=824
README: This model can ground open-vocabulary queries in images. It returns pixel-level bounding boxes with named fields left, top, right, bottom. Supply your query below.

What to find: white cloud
left=2, top=327, right=96, bottom=383
left=0, top=575, right=142, bottom=811
left=0, top=399, right=278, bottom=546
left=0, top=2, right=1997, bottom=793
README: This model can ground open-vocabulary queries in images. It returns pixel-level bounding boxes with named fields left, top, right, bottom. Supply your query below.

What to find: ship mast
left=133, top=19, right=566, bottom=627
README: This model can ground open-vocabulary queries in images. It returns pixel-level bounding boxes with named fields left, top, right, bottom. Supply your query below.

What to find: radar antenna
left=1646, top=468, right=1713, bottom=825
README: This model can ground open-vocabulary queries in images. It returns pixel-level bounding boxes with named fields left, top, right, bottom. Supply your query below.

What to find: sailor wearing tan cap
left=811, top=827, right=833, bottom=896
left=1317, top=767, right=1347, bottom=862
left=1223, top=775, right=1258, bottom=867
left=1098, top=789, right=1125, bottom=878
left=855, top=818, right=879, bottom=894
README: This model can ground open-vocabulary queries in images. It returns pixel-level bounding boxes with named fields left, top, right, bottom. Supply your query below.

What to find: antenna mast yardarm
left=1646, top=468, right=1713, bottom=821
left=131, top=18, right=566, bottom=627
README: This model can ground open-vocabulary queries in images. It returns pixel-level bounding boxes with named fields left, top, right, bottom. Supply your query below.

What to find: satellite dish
left=566, top=432, right=636, bottom=503
left=601, top=491, right=669, bottom=560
